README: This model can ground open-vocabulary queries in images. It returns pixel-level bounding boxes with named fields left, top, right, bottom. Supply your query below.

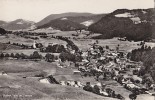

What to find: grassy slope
left=0, top=42, right=7, bottom=50
left=0, top=60, right=118, bottom=100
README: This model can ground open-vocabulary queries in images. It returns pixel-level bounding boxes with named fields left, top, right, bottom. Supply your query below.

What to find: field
left=0, top=59, right=153, bottom=100
left=0, top=59, right=119, bottom=100
left=1, top=30, right=154, bottom=55
left=71, top=38, right=142, bottom=52
left=0, top=30, right=155, bottom=100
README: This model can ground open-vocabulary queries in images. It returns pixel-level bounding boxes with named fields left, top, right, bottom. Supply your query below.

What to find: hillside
left=88, top=8, right=155, bottom=41
left=0, top=42, right=22, bottom=50
left=2, top=19, right=35, bottom=30
left=129, top=46, right=155, bottom=81
left=37, top=18, right=86, bottom=31
left=148, top=48, right=155, bottom=81
left=0, top=59, right=118, bottom=100
left=0, top=20, right=7, bottom=26
left=63, top=14, right=106, bottom=26
left=0, top=42, right=8, bottom=50
left=36, top=12, right=94, bottom=27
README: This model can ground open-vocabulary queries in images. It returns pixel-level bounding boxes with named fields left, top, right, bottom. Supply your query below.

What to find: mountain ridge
left=1, top=19, right=35, bottom=30
left=88, top=8, right=155, bottom=41
left=37, top=18, right=86, bottom=31
left=35, top=12, right=106, bottom=27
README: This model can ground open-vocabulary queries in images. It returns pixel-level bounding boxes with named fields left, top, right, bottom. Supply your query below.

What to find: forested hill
left=37, top=18, right=86, bottom=31
left=128, top=46, right=155, bottom=80
left=88, top=8, right=155, bottom=41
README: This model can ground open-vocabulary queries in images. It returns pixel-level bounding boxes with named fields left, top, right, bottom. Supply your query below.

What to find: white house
left=39, top=78, right=51, bottom=84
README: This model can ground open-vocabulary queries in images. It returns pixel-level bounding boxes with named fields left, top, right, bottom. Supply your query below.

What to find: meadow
left=0, top=30, right=155, bottom=100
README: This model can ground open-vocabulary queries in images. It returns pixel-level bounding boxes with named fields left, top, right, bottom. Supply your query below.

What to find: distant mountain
left=89, top=8, right=155, bottom=41
left=37, top=18, right=86, bottom=31
left=36, top=12, right=106, bottom=27
left=63, top=14, right=106, bottom=26
left=0, top=20, right=7, bottom=26
left=2, top=19, right=35, bottom=30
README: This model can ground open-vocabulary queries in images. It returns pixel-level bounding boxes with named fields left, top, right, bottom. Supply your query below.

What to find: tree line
left=127, top=45, right=155, bottom=80
left=0, top=51, right=56, bottom=62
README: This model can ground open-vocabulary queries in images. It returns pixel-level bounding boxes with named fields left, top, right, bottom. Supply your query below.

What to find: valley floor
left=0, top=30, right=155, bottom=100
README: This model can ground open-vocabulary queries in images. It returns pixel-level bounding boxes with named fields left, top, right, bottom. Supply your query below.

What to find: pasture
left=0, top=30, right=155, bottom=100
left=0, top=59, right=118, bottom=100
left=1, top=31, right=155, bottom=54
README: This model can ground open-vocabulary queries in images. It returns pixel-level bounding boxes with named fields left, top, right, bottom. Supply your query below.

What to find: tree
left=20, top=53, right=26, bottom=59
left=5, top=53, right=10, bottom=57
left=83, top=82, right=93, bottom=92
left=93, top=85, right=100, bottom=94
left=141, top=45, right=145, bottom=50
left=10, top=53, right=14, bottom=58
left=0, top=27, right=6, bottom=35
left=45, top=44, right=66, bottom=53
left=147, top=46, right=151, bottom=50
left=36, top=43, right=43, bottom=48
left=129, top=93, right=137, bottom=100
left=106, top=45, right=109, bottom=49
left=15, top=53, right=20, bottom=59
left=45, top=53, right=54, bottom=62
left=30, top=51, right=42, bottom=59
left=59, top=52, right=75, bottom=62
left=0, top=53, right=4, bottom=58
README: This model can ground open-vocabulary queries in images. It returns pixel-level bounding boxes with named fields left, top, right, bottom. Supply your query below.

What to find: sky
left=0, top=0, right=154, bottom=22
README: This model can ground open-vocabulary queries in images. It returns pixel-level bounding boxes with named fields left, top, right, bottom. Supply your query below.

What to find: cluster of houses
left=36, top=42, right=126, bottom=99
left=2, top=30, right=155, bottom=99
left=51, top=40, right=155, bottom=98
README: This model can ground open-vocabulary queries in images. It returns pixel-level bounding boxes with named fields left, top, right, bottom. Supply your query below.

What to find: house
left=60, top=81, right=66, bottom=86
left=39, top=78, right=51, bottom=84
left=82, top=59, right=89, bottom=63
left=126, top=83, right=140, bottom=89
left=73, top=70, right=81, bottom=75
left=81, top=52, right=88, bottom=57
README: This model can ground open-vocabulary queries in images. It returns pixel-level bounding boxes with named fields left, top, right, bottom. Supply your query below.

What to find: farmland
left=0, top=30, right=155, bottom=100
left=0, top=59, right=118, bottom=100
left=0, top=1, right=155, bottom=100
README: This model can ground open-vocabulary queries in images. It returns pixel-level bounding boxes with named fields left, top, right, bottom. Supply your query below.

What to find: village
left=0, top=0, right=155, bottom=99
left=0, top=30, right=155, bottom=100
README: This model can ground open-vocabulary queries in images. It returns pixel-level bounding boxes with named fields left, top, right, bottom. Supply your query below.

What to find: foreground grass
left=0, top=60, right=118, bottom=100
